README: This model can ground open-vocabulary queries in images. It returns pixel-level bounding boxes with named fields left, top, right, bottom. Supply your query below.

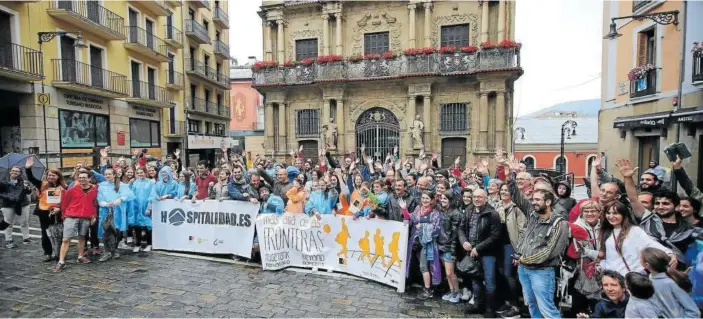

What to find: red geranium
left=460, top=45, right=479, bottom=53
left=300, top=57, right=316, bottom=66
left=283, top=60, right=297, bottom=67
left=440, top=46, right=457, bottom=54
left=480, top=41, right=496, bottom=49
left=252, top=60, right=278, bottom=70
left=498, top=40, right=522, bottom=49
left=316, top=55, right=343, bottom=64
left=404, top=47, right=437, bottom=56
left=382, top=51, right=397, bottom=59
left=347, top=55, right=363, bottom=62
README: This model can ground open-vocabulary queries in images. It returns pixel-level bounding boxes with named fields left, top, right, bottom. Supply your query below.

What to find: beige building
left=600, top=1, right=703, bottom=187
left=253, top=0, right=521, bottom=167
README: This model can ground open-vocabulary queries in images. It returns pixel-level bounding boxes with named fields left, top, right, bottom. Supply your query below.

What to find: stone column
left=481, top=2, right=489, bottom=42
left=265, top=103, right=274, bottom=147
left=278, top=102, right=287, bottom=151
left=495, top=91, right=506, bottom=150
left=335, top=13, right=343, bottom=55
left=322, top=14, right=330, bottom=55
left=498, top=0, right=506, bottom=41
left=276, top=19, right=285, bottom=63
left=408, top=4, right=416, bottom=48
left=479, top=93, right=489, bottom=151
left=423, top=95, right=431, bottom=150
left=423, top=3, right=432, bottom=47
left=264, top=21, right=273, bottom=61
left=336, top=99, right=345, bottom=152
left=406, top=96, right=416, bottom=151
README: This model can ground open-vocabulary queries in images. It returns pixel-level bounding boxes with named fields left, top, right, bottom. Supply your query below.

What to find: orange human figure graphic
left=373, top=229, right=386, bottom=266
left=359, top=231, right=372, bottom=262
left=386, top=232, right=402, bottom=269
left=335, top=217, right=351, bottom=258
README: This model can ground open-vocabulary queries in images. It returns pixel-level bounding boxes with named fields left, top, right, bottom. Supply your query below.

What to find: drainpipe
left=672, top=0, right=687, bottom=193
left=180, top=4, right=189, bottom=167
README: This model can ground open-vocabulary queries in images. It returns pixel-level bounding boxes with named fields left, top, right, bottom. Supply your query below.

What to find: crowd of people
left=0, top=143, right=701, bottom=319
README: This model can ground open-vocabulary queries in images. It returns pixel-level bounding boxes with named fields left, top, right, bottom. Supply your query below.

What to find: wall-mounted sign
left=188, top=135, right=235, bottom=150
left=60, top=92, right=105, bottom=110
left=37, top=93, right=50, bottom=106
left=132, top=105, right=158, bottom=118
left=617, top=81, right=628, bottom=96
left=117, top=131, right=126, bottom=146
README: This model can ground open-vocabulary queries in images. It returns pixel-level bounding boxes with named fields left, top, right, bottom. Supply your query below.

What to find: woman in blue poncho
left=97, top=168, right=135, bottom=262
left=176, top=170, right=196, bottom=200
left=305, top=178, right=339, bottom=219
left=128, top=166, right=155, bottom=253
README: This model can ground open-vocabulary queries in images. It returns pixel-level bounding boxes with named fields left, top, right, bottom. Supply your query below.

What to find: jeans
left=518, top=265, right=561, bottom=318
left=502, top=244, right=519, bottom=303
left=2, top=206, right=30, bottom=241
left=470, top=255, right=496, bottom=308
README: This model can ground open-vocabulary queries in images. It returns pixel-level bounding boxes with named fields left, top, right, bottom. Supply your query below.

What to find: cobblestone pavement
left=0, top=224, right=471, bottom=318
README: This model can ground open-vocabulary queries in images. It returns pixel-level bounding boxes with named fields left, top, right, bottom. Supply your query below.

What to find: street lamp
left=559, top=120, right=577, bottom=175
left=603, top=10, right=679, bottom=39
left=512, top=127, right=525, bottom=152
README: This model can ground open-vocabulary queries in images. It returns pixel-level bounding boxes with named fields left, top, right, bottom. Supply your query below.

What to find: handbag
left=457, top=255, right=482, bottom=278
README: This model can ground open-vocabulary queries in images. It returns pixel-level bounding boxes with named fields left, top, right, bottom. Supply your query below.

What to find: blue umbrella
left=0, top=153, right=46, bottom=181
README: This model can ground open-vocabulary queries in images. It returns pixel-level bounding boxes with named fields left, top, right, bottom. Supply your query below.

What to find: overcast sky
left=228, top=0, right=603, bottom=116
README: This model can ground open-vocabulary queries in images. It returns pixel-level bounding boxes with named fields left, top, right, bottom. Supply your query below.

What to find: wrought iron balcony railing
left=127, top=80, right=170, bottom=105
left=165, top=68, right=185, bottom=88
left=253, top=48, right=521, bottom=86
left=187, top=96, right=208, bottom=113
left=693, top=53, right=703, bottom=83
left=49, top=1, right=126, bottom=39
left=213, top=6, right=229, bottom=28
left=164, top=24, right=183, bottom=46
left=218, top=106, right=230, bottom=118
left=185, top=19, right=211, bottom=44
left=51, top=59, right=128, bottom=95
left=164, top=119, right=185, bottom=136
left=185, top=57, right=229, bottom=88
left=214, top=40, right=230, bottom=59
left=630, top=70, right=657, bottom=98
left=125, top=25, right=169, bottom=58
left=0, top=42, right=44, bottom=79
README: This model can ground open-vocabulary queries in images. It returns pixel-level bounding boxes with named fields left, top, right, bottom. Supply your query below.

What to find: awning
left=613, top=111, right=671, bottom=129
left=671, top=107, right=703, bottom=123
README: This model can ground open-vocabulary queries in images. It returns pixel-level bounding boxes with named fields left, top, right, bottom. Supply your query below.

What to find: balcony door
left=58, top=0, right=72, bottom=11
left=131, top=61, right=141, bottom=97
left=169, top=107, right=176, bottom=134
left=204, top=89, right=210, bottom=111
left=128, top=8, right=138, bottom=43
left=638, top=136, right=660, bottom=171
left=147, top=67, right=156, bottom=100
left=145, top=19, right=155, bottom=50
left=166, top=14, right=174, bottom=40
left=168, top=53, right=176, bottom=84
left=87, top=0, right=100, bottom=25
left=90, top=46, right=103, bottom=89
left=60, top=36, right=76, bottom=82
left=0, top=11, right=12, bottom=70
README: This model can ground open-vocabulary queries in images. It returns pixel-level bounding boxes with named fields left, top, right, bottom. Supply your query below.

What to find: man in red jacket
left=54, top=171, right=98, bottom=272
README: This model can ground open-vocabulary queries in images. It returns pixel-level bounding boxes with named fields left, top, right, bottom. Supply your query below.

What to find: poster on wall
left=59, top=110, right=109, bottom=148
left=256, top=213, right=409, bottom=292
left=152, top=199, right=259, bottom=257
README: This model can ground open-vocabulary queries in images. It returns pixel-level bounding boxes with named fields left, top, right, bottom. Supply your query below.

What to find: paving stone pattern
left=0, top=235, right=472, bottom=318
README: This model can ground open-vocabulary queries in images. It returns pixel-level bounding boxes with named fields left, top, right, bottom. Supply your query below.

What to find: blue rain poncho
left=261, top=194, right=285, bottom=215
left=176, top=180, right=196, bottom=198
left=305, top=190, right=339, bottom=216
left=128, top=178, right=155, bottom=228
left=150, top=166, right=178, bottom=202
left=97, top=179, right=135, bottom=237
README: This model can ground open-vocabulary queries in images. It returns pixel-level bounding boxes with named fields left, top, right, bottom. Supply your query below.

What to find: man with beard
left=248, top=172, right=270, bottom=200
left=616, top=158, right=702, bottom=269
left=388, top=179, right=417, bottom=221
left=639, top=172, right=665, bottom=192
left=228, top=165, right=258, bottom=203
left=194, top=160, right=216, bottom=200
left=509, top=172, right=570, bottom=319
left=260, top=167, right=294, bottom=205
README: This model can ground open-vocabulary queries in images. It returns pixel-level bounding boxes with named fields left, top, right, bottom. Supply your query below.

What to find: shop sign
left=59, top=92, right=106, bottom=111
left=188, top=135, right=235, bottom=150
left=132, top=105, right=158, bottom=118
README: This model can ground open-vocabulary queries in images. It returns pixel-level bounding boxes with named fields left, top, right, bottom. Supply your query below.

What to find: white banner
left=257, top=213, right=409, bottom=292
left=152, top=199, right=259, bottom=257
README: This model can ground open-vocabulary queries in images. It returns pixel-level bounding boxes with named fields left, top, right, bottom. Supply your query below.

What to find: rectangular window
left=59, top=110, right=109, bottom=148
left=364, top=32, right=389, bottom=55
left=129, top=118, right=160, bottom=147
left=638, top=28, right=655, bottom=66
left=214, top=123, right=225, bottom=136
left=295, top=109, right=320, bottom=137
left=440, top=24, right=470, bottom=47
left=295, top=38, right=318, bottom=60
left=188, top=119, right=200, bottom=133
left=439, top=103, right=469, bottom=132
left=205, top=122, right=212, bottom=135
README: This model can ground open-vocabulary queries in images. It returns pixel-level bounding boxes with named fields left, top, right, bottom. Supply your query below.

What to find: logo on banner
left=188, top=236, right=207, bottom=244
left=213, top=239, right=224, bottom=246
left=161, top=208, right=252, bottom=227
left=169, top=208, right=187, bottom=226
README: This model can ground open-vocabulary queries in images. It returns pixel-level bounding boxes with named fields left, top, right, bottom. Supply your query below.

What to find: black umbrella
left=0, top=153, right=46, bottom=181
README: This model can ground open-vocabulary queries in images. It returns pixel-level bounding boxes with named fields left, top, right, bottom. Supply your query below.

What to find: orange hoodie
left=285, top=187, right=306, bottom=214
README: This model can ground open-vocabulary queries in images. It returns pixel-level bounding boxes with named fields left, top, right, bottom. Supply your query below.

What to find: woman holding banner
left=97, top=168, right=134, bottom=261
left=175, top=170, right=196, bottom=200
left=405, top=191, right=443, bottom=300
left=128, top=167, right=155, bottom=253
left=285, top=178, right=306, bottom=214
left=305, top=178, right=338, bottom=219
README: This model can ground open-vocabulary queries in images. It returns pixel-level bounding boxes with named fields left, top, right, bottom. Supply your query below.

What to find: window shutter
left=637, top=32, right=647, bottom=66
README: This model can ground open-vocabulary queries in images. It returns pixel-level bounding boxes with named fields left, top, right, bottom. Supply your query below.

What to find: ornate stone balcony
left=252, top=48, right=521, bottom=86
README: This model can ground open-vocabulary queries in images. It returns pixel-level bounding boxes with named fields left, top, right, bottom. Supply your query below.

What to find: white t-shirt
left=599, top=226, right=672, bottom=276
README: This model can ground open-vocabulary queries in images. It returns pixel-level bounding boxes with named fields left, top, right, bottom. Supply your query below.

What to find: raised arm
left=615, top=158, right=645, bottom=218
left=590, top=155, right=602, bottom=199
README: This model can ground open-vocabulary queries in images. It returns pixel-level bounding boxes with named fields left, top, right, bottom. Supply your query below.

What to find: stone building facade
left=253, top=0, right=522, bottom=167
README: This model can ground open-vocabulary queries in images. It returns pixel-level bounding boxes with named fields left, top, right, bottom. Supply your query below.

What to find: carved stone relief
left=349, top=99, right=407, bottom=131
left=288, top=29, right=323, bottom=58
left=432, top=13, right=479, bottom=47
left=351, top=12, right=403, bottom=55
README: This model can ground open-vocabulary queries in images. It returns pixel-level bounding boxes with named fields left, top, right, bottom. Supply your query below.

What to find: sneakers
left=126, top=237, right=133, bottom=245
left=5, top=242, right=17, bottom=249
left=461, top=287, right=472, bottom=301
left=92, top=247, right=103, bottom=255
left=417, top=288, right=433, bottom=300
left=113, top=252, right=120, bottom=259
left=118, top=241, right=129, bottom=250
left=22, top=238, right=31, bottom=244
left=53, top=262, right=66, bottom=273
left=42, top=255, right=54, bottom=262
left=133, top=246, right=141, bottom=253
left=80, top=250, right=88, bottom=258
left=496, top=304, right=513, bottom=314
left=448, top=292, right=462, bottom=303
left=77, top=256, right=91, bottom=264
left=144, top=245, right=152, bottom=252
left=499, top=307, right=521, bottom=318
left=98, top=253, right=112, bottom=262
left=441, top=291, right=454, bottom=301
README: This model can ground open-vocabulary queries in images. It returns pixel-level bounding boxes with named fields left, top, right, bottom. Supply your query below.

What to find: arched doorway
left=356, top=107, right=400, bottom=160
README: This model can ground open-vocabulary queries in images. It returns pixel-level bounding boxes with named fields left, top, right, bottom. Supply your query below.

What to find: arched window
left=522, top=156, right=536, bottom=170
left=554, top=155, right=567, bottom=173
left=586, top=155, right=597, bottom=177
